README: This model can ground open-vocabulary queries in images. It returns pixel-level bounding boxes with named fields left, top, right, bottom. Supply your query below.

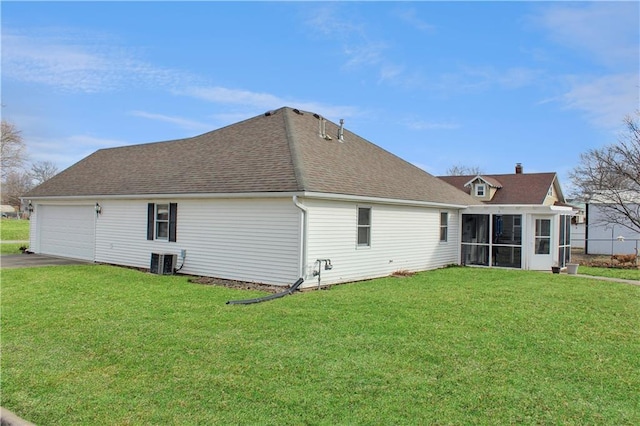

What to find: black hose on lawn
left=226, top=278, right=304, bottom=305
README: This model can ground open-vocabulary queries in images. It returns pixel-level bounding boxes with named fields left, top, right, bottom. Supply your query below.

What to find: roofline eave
left=23, top=190, right=473, bottom=209
left=463, top=204, right=576, bottom=214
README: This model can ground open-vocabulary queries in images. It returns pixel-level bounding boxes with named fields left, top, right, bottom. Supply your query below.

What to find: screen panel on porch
left=462, top=214, right=522, bottom=268
left=462, top=214, right=490, bottom=266
left=492, top=215, right=522, bottom=268
left=558, top=215, right=571, bottom=267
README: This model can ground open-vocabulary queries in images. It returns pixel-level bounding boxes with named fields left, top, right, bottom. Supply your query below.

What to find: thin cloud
left=28, top=134, right=129, bottom=169
left=393, top=8, right=435, bottom=32
left=403, top=118, right=460, bottom=131
left=531, top=2, right=639, bottom=68
left=130, top=111, right=212, bottom=133
left=179, top=87, right=285, bottom=110
left=303, top=4, right=410, bottom=88
left=178, top=86, right=360, bottom=121
left=559, top=73, right=638, bottom=129
left=2, top=27, right=190, bottom=93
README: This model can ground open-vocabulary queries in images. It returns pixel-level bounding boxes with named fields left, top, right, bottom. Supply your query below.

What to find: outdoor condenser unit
left=150, top=253, right=177, bottom=275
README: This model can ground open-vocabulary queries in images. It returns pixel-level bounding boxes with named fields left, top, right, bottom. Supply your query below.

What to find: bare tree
left=1, top=170, right=33, bottom=208
left=445, top=164, right=483, bottom=176
left=570, top=111, right=640, bottom=233
left=30, top=160, right=59, bottom=185
left=1, top=120, right=28, bottom=179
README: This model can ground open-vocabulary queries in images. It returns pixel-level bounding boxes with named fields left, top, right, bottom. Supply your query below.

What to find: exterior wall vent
left=150, top=253, right=176, bottom=275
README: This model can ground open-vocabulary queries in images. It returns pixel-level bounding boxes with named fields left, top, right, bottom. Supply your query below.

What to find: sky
left=2, top=1, right=638, bottom=195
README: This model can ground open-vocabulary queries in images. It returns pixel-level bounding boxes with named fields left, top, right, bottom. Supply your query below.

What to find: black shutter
left=147, top=203, right=155, bottom=240
left=169, top=203, right=178, bottom=242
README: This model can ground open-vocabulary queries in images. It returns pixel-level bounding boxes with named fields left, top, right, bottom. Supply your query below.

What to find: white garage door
left=39, top=205, right=96, bottom=261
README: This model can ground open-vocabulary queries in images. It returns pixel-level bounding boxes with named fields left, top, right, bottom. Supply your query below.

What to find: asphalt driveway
left=0, top=254, right=91, bottom=269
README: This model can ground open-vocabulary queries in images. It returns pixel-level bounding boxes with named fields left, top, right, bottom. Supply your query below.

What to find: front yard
left=1, top=265, right=638, bottom=424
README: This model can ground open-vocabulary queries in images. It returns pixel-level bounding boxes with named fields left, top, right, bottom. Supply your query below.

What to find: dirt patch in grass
left=571, top=249, right=639, bottom=269
left=391, top=269, right=416, bottom=278
left=189, top=276, right=284, bottom=293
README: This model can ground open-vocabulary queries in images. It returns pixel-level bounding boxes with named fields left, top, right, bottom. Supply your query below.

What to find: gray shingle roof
left=26, top=107, right=479, bottom=206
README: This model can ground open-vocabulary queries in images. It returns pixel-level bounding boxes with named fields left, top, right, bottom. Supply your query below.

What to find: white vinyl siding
left=303, top=199, right=460, bottom=285
left=94, top=198, right=300, bottom=285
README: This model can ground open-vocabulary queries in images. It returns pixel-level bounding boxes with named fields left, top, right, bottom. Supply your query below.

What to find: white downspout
left=293, top=195, right=308, bottom=279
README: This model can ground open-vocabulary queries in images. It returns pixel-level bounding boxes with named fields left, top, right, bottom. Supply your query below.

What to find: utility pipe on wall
left=292, top=196, right=308, bottom=280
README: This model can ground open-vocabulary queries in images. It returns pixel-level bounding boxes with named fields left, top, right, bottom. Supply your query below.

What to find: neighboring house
left=1, top=204, right=17, bottom=218
left=585, top=201, right=640, bottom=256
left=566, top=199, right=586, bottom=250
left=439, top=164, right=576, bottom=270
left=24, top=107, right=480, bottom=287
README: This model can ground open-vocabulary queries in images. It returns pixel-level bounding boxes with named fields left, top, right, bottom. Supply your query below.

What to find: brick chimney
left=515, top=163, right=523, bottom=174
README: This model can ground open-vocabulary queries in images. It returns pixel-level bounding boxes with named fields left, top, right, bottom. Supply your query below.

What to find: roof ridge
left=282, top=108, right=307, bottom=191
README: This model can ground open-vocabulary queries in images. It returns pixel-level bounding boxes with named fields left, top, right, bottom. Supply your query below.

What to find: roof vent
left=316, top=114, right=333, bottom=140
left=292, top=108, right=303, bottom=115
left=338, top=119, right=344, bottom=142
left=264, top=110, right=276, bottom=117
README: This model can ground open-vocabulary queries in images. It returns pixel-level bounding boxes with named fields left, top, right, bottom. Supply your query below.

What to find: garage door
left=39, top=205, right=96, bottom=261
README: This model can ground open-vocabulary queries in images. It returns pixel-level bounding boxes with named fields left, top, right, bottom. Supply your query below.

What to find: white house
left=24, top=107, right=480, bottom=287
left=585, top=202, right=640, bottom=255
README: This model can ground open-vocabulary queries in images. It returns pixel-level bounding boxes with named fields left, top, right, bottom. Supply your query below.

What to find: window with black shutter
left=147, top=203, right=177, bottom=241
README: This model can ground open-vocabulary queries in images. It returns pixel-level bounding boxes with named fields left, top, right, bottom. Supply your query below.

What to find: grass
left=0, top=219, right=30, bottom=241
left=578, top=265, right=640, bottom=281
left=0, top=243, right=28, bottom=254
left=2, top=265, right=639, bottom=425
left=0, top=219, right=30, bottom=254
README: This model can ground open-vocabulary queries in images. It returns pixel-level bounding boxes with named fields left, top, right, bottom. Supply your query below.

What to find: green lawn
left=578, top=265, right=640, bottom=281
left=0, top=219, right=30, bottom=240
left=0, top=219, right=30, bottom=254
left=1, top=266, right=639, bottom=425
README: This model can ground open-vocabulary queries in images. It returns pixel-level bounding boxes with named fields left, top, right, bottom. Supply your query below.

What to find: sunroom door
left=530, top=216, right=553, bottom=270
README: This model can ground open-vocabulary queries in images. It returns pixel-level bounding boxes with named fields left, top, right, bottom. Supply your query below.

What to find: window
left=547, top=187, right=553, bottom=196
left=534, top=219, right=551, bottom=254
left=147, top=203, right=177, bottom=242
left=156, top=204, right=169, bottom=240
left=475, top=184, right=486, bottom=197
left=440, top=212, right=448, bottom=242
left=357, top=207, right=371, bottom=247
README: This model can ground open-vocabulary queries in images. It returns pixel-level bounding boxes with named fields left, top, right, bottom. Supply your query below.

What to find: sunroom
left=460, top=205, right=574, bottom=271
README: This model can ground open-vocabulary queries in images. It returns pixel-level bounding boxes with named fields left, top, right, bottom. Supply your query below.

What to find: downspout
left=293, top=195, right=308, bottom=280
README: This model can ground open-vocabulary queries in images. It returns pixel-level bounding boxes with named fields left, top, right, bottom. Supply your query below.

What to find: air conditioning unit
left=150, top=253, right=176, bottom=275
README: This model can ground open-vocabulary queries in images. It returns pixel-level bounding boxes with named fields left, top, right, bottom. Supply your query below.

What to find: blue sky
left=2, top=1, right=638, bottom=193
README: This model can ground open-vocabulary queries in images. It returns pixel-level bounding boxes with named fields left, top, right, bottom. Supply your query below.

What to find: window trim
left=155, top=204, right=170, bottom=241
left=475, top=184, right=486, bottom=197
left=356, top=206, right=371, bottom=248
left=439, top=211, right=449, bottom=242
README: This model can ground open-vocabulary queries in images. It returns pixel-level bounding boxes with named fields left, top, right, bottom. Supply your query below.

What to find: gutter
left=23, top=191, right=471, bottom=209
left=292, top=195, right=308, bottom=279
